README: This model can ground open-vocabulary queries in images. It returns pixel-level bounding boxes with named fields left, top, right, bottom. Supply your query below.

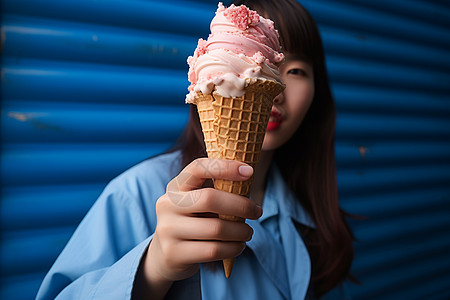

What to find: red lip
left=267, top=110, right=283, bottom=131
left=267, top=121, right=281, bottom=131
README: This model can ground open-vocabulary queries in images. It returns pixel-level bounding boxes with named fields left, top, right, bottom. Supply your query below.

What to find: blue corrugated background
left=1, top=0, right=449, bottom=299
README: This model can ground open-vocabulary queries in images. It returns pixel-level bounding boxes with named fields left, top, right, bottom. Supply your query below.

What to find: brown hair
left=169, top=0, right=354, bottom=297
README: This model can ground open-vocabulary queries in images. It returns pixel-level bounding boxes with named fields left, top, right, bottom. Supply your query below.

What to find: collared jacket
left=36, top=151, right=351, bottom=299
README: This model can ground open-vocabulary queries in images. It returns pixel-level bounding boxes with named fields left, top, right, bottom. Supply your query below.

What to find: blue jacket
left=36, top=151, right=351, bottom=299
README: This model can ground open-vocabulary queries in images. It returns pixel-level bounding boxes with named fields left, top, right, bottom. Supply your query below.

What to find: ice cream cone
left=194, top=79, right=284, bottom=278
left=186, top=3, right=285, bottom=278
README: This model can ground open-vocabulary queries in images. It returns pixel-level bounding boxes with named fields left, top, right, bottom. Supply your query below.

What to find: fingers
left=163, top=158, right=260, bottom=219
left=169, top=217, right=254, bottom=242
left=151, top=158, right=258, bottom=282
left=161, top=188, right=262, bottom=220
left=196, top=189, right=262, bottom=220
left=165, top=240, right=247, bottom=266
left=167, top=158, right=253, bottom=192
left=153, top=217, right=251, bottom=274
left=184, top=240, right=246, bottom=264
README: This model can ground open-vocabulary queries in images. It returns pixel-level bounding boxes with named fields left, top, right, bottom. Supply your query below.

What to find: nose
left=273, top=92, right=284, bottom=104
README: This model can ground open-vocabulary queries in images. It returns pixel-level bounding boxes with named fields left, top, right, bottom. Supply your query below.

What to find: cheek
left=287, top=83, right=314, bottom=123
left=262, top=81, right=314, bottom=151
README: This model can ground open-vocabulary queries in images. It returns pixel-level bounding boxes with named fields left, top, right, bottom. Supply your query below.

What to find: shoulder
left=106, top=150, right=182, bottom=197
left=87, top=151, right=183, bottom=233
left=94, top=150, right=182, bottom=219
left=119, top=150, right=182, bottom=182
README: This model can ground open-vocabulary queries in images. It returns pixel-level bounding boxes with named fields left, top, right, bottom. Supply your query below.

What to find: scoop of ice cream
left=186, top=2, right=285, bottom=103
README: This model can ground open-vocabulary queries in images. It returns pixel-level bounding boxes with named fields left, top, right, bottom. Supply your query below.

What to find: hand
left=136, top=158, right=262, bottom=297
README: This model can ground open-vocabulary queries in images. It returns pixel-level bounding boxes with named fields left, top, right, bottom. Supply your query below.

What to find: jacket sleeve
left=36, top=179, right=158, bottom=300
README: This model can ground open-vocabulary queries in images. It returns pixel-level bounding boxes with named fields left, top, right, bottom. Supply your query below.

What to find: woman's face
left=262, top=54, right=315, bottom=150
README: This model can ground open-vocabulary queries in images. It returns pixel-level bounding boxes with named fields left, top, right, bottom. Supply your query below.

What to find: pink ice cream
left=186, top=2, right=285, bottom=103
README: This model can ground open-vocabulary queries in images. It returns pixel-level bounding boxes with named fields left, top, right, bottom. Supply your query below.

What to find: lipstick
left=267, top=110, right=282, bottom=131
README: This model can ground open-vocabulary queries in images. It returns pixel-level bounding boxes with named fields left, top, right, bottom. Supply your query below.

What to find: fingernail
left=238, top=165, right=253, bottom=177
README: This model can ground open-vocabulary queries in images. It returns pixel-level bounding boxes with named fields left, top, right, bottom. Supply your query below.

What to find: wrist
left=133, top=241, right=173, bottom=300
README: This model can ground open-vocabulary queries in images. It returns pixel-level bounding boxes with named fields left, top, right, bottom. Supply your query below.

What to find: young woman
left=37, top=0, right=354, bottom=299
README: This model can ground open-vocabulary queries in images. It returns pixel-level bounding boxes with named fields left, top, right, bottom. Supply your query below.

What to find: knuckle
left=191, top=158, right=221, bottom=179
left=240, top=199, right=252, bottom=216
left=184, top=160, right=196, bottom=172
left=156, top=193, right=179, bottom=213
left=190, top=158, right=206, bottom=172
left=205, top=243, right=221, bottom=260
left=210, top=219, right=224, bottom=237
left=155, top=222, right=172, bottom=238
left=166, top=178, right=179, bottom=193
left=155, top=196, right=168, bottom=213
left=200, top=188, right=215, bottom=206
left=196, top=157, right=209, bottom=165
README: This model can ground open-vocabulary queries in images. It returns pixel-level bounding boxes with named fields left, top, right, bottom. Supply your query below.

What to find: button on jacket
left=36, top=151, right=350, bottom=299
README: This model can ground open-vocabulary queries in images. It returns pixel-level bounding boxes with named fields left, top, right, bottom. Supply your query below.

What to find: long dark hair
left=169, top=0, right=354, bottom=297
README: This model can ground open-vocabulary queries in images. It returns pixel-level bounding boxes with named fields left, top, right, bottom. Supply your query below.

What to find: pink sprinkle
left=217, top=2, right=226, bottom=13
left=251, top=51, right=265, bottom=64
left=188, top=68, right=197, bottom=85
left=248, top=11, right=260, bottom=25
left=274, top=52, right=285, bottom=63
left=195, top=38, right=208, bottom=56
left=223, top=4, right=260, bottom=31
left=207, top=72, right=224, bottom=80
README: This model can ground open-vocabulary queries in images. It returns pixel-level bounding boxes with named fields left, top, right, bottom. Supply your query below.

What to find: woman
left=37, top=0, right=354, bottom=299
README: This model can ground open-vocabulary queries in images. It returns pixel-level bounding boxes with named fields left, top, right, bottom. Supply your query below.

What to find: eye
left=287, top=68, right=307, bottom=76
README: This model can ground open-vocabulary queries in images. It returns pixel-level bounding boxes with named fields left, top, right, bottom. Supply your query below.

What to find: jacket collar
left=259, top=163, right=316, bottom=228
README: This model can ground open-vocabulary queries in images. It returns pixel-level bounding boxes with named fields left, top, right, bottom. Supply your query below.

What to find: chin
left=262, top=129, right=294, bottom=151
left=262, top=137, right=282, bottom=151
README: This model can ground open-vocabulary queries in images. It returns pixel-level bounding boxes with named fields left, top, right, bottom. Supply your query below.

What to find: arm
left=36, top=188, right=153, bottom=299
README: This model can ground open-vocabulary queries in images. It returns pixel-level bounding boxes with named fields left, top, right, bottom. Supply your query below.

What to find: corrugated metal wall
left=1, top=0, right=449, bottom=299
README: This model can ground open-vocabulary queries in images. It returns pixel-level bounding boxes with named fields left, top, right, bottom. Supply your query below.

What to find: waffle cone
left=194, top=79, right=285, bottom=278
